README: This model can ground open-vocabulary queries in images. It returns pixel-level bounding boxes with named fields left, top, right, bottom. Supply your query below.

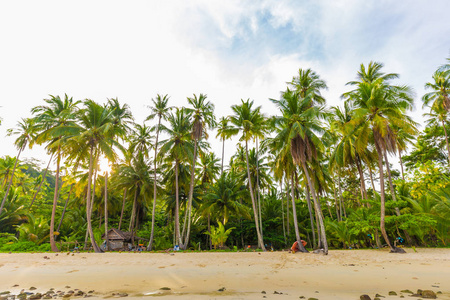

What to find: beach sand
left=0, top=248, right=448, bottom=299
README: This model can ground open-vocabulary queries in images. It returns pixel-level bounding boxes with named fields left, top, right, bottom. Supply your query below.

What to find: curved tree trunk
left=301, top=163, right=328, bottom=254
left=285, top=180, right=290, bottom=237
left=290, top=173, right=308, bottom=253
left=280, top=180, right=286, bottom=245
left=86, top=146, right=103, bottom=253
left=148, top=117, right=161, bottom=251
left=337, top=168, right=346, bottom=219
left=0, top=147, right=23, bottom=216
left=49, top=147, right=61, bottom=252
left=356, top=157, right=368, bottom=202
left=118, top=188, right=127, bottom=230
left=29, top=152, right=54, bottom=210
left=245, top=141, right=265, bottom=250
left=104, top=171, right=109, bottom=251
left=305, top=184, right=317, bottom=247
left=129, top=187, right=138, bottom=232
left=256, top=138, right=263, bottom=244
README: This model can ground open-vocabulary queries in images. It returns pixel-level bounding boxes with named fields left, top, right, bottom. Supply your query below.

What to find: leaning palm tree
left=344, top=61, right=414, bottom=253
left=423, top=70, right=450, bottom=165
left=183, top=93, right=216, bottom=248
left=0, top=118, right=36, bottom=216
left=31, top=94, right=80, bottom=251
left=270, top=89, right=328, bottom=253
left=145, top=94, right=172, bottom=250
left=229, top=99, right=266, bottom=250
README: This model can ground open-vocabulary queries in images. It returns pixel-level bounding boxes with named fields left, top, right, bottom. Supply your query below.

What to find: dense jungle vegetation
left=0, top=59, right=449, bottom=253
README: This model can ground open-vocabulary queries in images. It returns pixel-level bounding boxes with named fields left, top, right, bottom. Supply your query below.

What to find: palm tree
left=145, top=94, right=172, bottom=251
left=288, top=68, right=328, bottom=104
left=184, top=93, right=216, bottom=249
left=0, top=118, right=36, bottom=216
left=229, top=99, right=266, bottom=250
left=270, top=89, right=328, bottom=253
left=423, top=70, right=450, bottom=165
left=344, top=61, right=414, bottom=253
left=216, top=117, right=238, bottom=174
left=31, top=94, right=80, bottom=251
left=69, top=100, right=129, bottom=253
left=159, top=108, right=193, bottom=247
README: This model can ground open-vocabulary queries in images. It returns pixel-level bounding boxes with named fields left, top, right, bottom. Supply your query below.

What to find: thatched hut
left=102, top=228, right=146, bottom=251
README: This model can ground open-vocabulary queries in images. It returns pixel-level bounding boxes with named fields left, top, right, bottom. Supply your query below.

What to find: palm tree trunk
left=86, top=146, right=103, bottom=253
left=148, top=117, right=161, bottom=251
left=285, top=180, right=290, bottom=237
left=57, top=183, right=75, bottom=234
left=221, top=138, right=225, bottom=174
left=398, top=150, right=405, bottom=181
left=49, top=147, right=61, bottom=252
left=245, top=141, right=265, bottom=250
left=332, top=176, right=340, bottom=222
left=356, top=158, right=368, bottom=202
left=383, top=151, right=401, bottom=216
left=207, top=213, right=212, bottom=250
left=441, top=119, right=450, bottom=166
left=368, top=164, right=377, bottom=194
left=0, top=147, right=23, bottom=216
left=290, top=173, right=308, bottom=252
left=129, top=186, right=138, bottom=232
left=175, top=161, right=182, bottom=247
left=301, top=163, right=328, bottom=254
left=118, top=188, right=127, bottom=230
left=280, top=181, right=286, bottom=245
left=183, top=138, right=198, bottom=249
left=305, top=183, right=316, bottom=247
left=337, top=168, right=346, bottom=219
left=104, top=171, right=109, bottom=251
left=256, top=138, right=263, bottom=244
left=29, top=152, right=54, bottom=210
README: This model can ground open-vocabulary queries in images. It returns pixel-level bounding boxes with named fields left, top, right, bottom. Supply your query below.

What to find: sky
left=0, top=0, right=449, bottom=170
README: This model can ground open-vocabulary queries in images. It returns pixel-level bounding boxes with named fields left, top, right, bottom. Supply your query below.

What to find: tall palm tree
left=229, top=99, right=266, bottom=250
left=31, top=94, right=80, bottom=251
left=423, top=70, right=450, bottom=165
left=145, top=94, right=172, bottom=251
left=69, top=100, right=129, bottom=253
left=270, top=89, right=328, bottom=253
left=184, top=93, right=216, bottom=249
left=159, top=108, right=193, bottom=247
left=216, top=117, right=238, bottom=174
left=288, top=68, right=328, bottom=105
left=0, top=118, right=36, bottom=216
left=344, top=61, right=414, bottom=253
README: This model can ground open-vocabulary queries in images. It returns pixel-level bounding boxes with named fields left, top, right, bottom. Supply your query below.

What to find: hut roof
left=101, top=228, right=147, bottom=241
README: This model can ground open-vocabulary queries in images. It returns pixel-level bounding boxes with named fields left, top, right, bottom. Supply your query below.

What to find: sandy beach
left=0, top=248, right=448, bottom=300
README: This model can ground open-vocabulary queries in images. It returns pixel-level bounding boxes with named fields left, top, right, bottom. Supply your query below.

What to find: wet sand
left=0, top=248, right=448, bottom=299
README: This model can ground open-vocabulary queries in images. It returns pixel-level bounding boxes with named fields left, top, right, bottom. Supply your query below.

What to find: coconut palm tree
left=270, top=89, right=328, bottom=253
left=423, top=70, right=450, bottom=165
left=344, top=61, right=414, bottom=253
left=159, top=108, right=193, bottom=247
left=0, top=118, right=36, bottom=216
left=216, top=117, right=238, bottom=174
left=31, top=94, right=80, bottom=251
left=183, top=93, right=216, bottom=249
left=145, top=94, right=172, bottom=250
left=288, top=68, right=328, bottom=105
left=229, top=99, right=266, bottom=250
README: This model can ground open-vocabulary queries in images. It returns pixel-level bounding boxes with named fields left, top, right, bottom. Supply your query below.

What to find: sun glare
left=99, top=157, right=111, bottom=174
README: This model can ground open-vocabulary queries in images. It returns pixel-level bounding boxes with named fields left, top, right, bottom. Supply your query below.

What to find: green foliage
left=205, top=221, right=235, bottom=249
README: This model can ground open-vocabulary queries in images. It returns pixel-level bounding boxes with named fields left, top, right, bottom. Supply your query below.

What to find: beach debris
left=12, top=284, right=19, bottom=287
left=299, top=297, right=305, bottom=299
left=65, top=286, right=71, bottom=289
left=29, top=287, right=37, bottom=291
left=261, top=291, right=266, bottom=294
left=401, top=290, right=413, bottom=294
left=359, top=295, right=371, bottom=300
left=218, top=287, right=226, bottom=292
left=29, top=293, right=42, bottom=299
left=375, top=293, right=385, bottom=297
left=388, top=291, right=397, bottom=296
left=307, top=298, right=318, bottom=300
left=159, top=287, right=171, bottom=291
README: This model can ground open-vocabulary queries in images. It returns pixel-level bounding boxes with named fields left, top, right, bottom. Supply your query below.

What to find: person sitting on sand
left=291, top=240, right=307, bottom=253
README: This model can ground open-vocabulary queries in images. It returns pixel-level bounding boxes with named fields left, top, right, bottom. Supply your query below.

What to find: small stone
left=388, top=291, right=397, bottom=296
left=63, top=294, right=71, bottom=298
left=417, top=289, right=423, bottom=295
left=299, top=297, right=305, bottom=299
left=88, top=291, right=94, bottom=294
left=375, top=294, right=385, bottom=298
left=159, top=287, right=171, bottom=291
left=421, top=290, right=436, bottom=299
left=30, top=287, right=37, bottom=291
left=274, top=291, right=280, bottom=294
left=118, top=293, right=128, bottom=297
left=400, top=296, right=404, bottom=298
left=13, top=284, right=19, bottom=287
left=0, top=292, right=9, bottom=295
left=43, top=296, right=52, bottom=299
left=261, top=291, right=266, bottom=294
left=307, top=298, right=318, bottom=300
left=218, top=287, right=226, bottom=292
left=437, top=291, right=442, bottom=294
left=64, top=287, right=70, bottom=289
left=360, top=295, right=371, bottom=300
left=401, top=290, right=413, bottom=294
left=29, top=293, right=42, bottom=299
left=17, top=293, right=27, bottom=300
left=375, top=298, right=380, bottom=300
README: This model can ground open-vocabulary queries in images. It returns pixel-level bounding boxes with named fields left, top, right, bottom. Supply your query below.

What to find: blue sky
left=0, top=0, right=449, bottom=169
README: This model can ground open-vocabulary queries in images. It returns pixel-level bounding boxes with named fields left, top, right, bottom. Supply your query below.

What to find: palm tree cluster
left=1, top=58, right=449, bottom=253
